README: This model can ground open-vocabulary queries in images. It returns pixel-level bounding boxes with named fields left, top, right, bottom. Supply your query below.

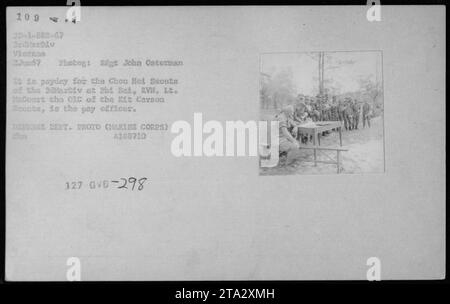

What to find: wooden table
left=297, top=121, right=344, bottom=172
left=297, top=120, right=343, bottom=147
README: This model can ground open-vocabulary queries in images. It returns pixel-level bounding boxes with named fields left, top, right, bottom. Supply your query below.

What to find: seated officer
left=275, top=105, right=302, bottom=165
left=293, top=102, right=312, bottom=143
left=293, top=102, right=309, bottom=123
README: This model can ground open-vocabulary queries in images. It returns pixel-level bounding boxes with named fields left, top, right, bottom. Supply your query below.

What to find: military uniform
left=338, top=100, right=347, bottom=124
left=343, top=99, right=354, bottom=130
left=352, top=100, right=360, bottom=130
left=330, top=103, right=338, bottom=121
left=362, top=101, right=371, bottom=128
left=275, top=111, right=298, bottom=153
left=311, top=104, right=320, bottom=122
left=322, top=103, right=330, bottom=121
left=293, top=103, right=312, bottom=143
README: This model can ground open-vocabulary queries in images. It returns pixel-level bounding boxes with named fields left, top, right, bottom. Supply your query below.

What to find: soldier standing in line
left=309, top=96, right=316, bottom=121
left=338, top=98, right=347, bottom=128
left=330, top=96, right=338, bottom=121
left=315, top=94, right=323, bottom=121
left=304, top=97, right=315, bottom=142
left=312, top=100, right=321, bottom=122
left=352, top=99, right=361, bottom=130
left=296, top=94, right=305, bottom=105
left=362, top=100, right=372, bottom=128
left=322, top=95, right=330, bottom=121
left=305, top=96, right=313, bottom=115
left=328, top=96, right=339, bottom=132
left=343, top=97, right=354, bottom=131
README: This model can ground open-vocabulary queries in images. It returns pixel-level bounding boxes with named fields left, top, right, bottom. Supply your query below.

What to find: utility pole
left=318, top=52, right=321, bottom=95
left=321, top=52, right=325, bottom=94
left=309, top=51, right=325, bottom=95
left=318, top=52, right=325, bottom=95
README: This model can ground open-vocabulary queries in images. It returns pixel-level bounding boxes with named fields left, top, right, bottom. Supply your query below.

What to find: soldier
left=305, top=97, right=313, bottom=114
left=293, top=102, right=309, bottom=124
left=352, top=99, right=361, bottom=130
left=311, top=102, right=321, bottom=122
left=322, top=95, right=330, bottom=121
left=296, top=94, right=305, bottom=105
left=314, top=94, right=322, bottom=121
left=343, top=97, right=354, bottom=131
left=338, top=98, right=347, bottom=127
left=306, top=98, right=314, bottom=121
left=318, top=95, right=332, bottom=135
left=293, top=102, right=310, bottom=143
left=323, top=104, right=330, bottom=121
left=330, top=96, right=338, bottom=121
left=362, top=100, right=371, bottom=128
left=275, top=105, right=302, bottom=165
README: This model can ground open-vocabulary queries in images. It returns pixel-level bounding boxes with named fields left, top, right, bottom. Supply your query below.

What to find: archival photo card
left=259, top=51, right=384, bottom=175
left=5, top=5, right=446, bottom=281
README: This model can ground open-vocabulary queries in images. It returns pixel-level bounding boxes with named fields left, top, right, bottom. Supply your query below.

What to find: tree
left=306, top=52, right=355, bottom=95
left=260, top=73, right=271, bottom=109
left=265, top=68, right=296, bottom=109
left=357, top=75, right=383, bottom=116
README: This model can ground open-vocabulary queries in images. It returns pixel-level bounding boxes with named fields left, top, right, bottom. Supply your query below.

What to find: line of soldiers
left=293, top=94, right=372, bottom=131
left=272, top=94, right=372, bottom=165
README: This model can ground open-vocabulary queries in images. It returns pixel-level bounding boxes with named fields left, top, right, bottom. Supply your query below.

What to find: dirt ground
left=259, top=113, right=385, bottom=175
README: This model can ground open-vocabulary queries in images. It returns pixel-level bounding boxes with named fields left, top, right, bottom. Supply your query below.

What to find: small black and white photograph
left=259, top=51, right=384, bottom=175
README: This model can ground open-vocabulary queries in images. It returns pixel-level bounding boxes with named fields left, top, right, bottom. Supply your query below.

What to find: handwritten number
left=117, top=178, right=128, bottom=189
left=128, top=177, right=137, bottom=190
left=138, top=178, right=147, bottom=191
left=116, top=177, right=147, bottom=190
